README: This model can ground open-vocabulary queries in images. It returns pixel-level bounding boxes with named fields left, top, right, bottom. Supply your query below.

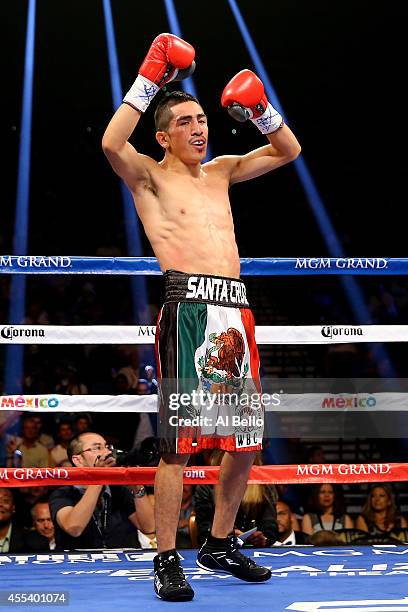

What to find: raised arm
left=102, top=33, right=196, bottom=191
left=102, top=105, right=149, bottom=191
left=216, top=69, right=301, bottom=184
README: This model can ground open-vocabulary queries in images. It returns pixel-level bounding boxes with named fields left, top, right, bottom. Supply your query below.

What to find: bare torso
left=132, top=159, right=240, bottom=278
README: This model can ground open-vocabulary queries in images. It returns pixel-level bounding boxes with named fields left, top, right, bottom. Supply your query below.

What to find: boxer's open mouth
left=190, top=138, right=206, bottom=149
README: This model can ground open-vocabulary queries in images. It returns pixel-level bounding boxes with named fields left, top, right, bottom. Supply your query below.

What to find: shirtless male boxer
left=103, top=33, right=301, bottom=601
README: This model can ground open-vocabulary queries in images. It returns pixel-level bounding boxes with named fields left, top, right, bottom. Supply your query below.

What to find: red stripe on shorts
left=240, top=308, right=261, bottom=392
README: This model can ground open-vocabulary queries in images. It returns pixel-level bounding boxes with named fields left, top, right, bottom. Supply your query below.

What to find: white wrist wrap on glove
left=123, top=74, right=159, bottom=113
left=251, top=102, right=283, bottom=135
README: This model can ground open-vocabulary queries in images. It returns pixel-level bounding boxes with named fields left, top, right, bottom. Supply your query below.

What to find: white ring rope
left=1, top=392, right=408, bottom=413
left=2, top=324, right=405, bottom=413
left=0, top=324, right=406, bottom=344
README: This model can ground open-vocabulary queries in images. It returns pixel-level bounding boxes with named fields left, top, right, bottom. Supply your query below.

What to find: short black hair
left=67, top=432, right=91, bottom=465
left=75, top=413, right=92, bottom=424
left=58, top=419, right=73, bottom=429
left=154, top=90, right=200, bottom=131
left=22, top=412, right=41, bottom=421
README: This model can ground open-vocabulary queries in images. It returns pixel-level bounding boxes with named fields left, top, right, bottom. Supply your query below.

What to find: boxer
left=103, top=33, right=301, bottom=601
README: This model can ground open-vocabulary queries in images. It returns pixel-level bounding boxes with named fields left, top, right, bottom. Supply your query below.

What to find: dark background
left=1, top=2, right=408, bottom=516
left=2, top=0, right=406, bottom=257
left=1, top=1, right=407, bottom=384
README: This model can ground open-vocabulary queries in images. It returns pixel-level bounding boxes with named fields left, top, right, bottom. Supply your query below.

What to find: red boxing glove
left=139, top=33, right=195, bottom=87
left=124, top=33, right=195, bottom=113
left=221, top=69, right=283, bottom=134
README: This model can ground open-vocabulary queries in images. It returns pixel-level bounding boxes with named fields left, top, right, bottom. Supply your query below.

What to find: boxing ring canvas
left=2, top=546, right=408, bottom=611
left=3, top=258, right=408, bottom=608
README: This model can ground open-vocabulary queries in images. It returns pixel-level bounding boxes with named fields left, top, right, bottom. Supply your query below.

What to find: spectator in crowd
left=133, top=415, right=155, bottom=451
left=113, top=373, right=134, bottom=395
left=6, top=415, right=50, bottom=468
left=306, top=445, right=327, bottom=465
left=144, top=365, right=158, bottom=394
left=13, top=486, right=51, bottom=529
left=24, top=301, right=49, bottom=325
left=74, top=414, right=92, bottom=435
left=99, top=371, right=152, bottom=450
left=308, top=530, right=341, bottom=546
left=0, top=488, right=26, bottom=553
left=49, top=431, right=155, bottom=549
left=51, top=421, right=73, bottom=467
left=263, top=438, right=306, bottom=515
left=302, top=484, right=353, bottom=535
left=0, top=436, right=6, bottom=467
left=1, top=414, right=24, bottom=467
left=72, top=281, right=100, bottom=324
left=131, top=378, right=155, bottom=449
left=272, top=501, right=308, bottom=546
left=30, top=415, right=55, bottom=450
left=355, top=484, right=408, bottom=535
left=117, top=347, right=140, bottom=390
left=26, top=500, right=56, bottom=551
left=301, top=446, right=329, bottom=512
left=195, top=451, right=278, bottom=547
left=102, top=373, right=153, bottom=449
left=369, top=285, right=399, bottom=324
left=55, top=364, right=88, bottom=395
left=136, top=378, right=150, bottom=395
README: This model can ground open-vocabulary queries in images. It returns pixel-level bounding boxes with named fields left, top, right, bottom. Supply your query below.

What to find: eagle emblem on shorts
left=198, top=327, right=249, bottom=391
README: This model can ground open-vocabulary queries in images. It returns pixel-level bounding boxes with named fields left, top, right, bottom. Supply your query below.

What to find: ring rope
left=1, top=259, right=403, bottom=491
left=1, top=325, right=406, bottom=345
left=0, top=463, right=400, bottom=488
left=1, top=393, right=408, bottom=413
left=0, top=256, right=404, bottom=275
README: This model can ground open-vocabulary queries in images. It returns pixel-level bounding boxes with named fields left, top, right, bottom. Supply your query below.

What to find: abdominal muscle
left=134, top=168, right=241, bottom=279
left=150, top=222, right=240, bottom=278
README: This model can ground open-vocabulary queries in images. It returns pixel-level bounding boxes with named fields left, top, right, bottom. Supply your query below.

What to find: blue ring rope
left=0, top=256, right=403, bottom=275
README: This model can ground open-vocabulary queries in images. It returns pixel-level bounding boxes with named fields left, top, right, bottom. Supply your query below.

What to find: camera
left=111, top=437, right=160, bottom=467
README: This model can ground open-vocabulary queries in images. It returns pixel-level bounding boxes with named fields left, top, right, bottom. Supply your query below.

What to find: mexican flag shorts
left=155, top=270, right=264, bottom=455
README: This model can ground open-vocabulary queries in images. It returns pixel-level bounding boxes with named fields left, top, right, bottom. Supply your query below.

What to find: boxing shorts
left=155, top=270, right=263, bottom=454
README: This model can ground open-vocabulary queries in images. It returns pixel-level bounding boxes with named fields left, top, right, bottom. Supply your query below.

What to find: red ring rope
left=0, top=462, right=401, bottom=487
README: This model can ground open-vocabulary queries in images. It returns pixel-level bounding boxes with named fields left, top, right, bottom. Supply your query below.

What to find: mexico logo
left=1, top=396, right=59, bottom=409
left=198, top=328, right=249, bottom=392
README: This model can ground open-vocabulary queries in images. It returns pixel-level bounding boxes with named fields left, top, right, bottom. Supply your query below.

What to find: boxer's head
left=155, top=91, right=208, bottom=163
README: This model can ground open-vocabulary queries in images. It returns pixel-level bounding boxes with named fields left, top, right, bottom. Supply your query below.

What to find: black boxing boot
left=197, top=534, right=271, bottom=582
left=153, top=549, right=194, bottom=601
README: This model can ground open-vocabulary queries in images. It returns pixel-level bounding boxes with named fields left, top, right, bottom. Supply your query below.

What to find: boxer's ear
left=156, top=131, right=169, bottom=150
